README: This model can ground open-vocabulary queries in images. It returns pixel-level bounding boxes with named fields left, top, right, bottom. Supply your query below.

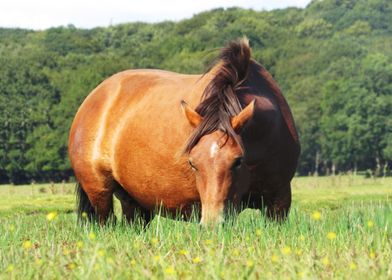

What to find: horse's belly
left=115, top=160, right=200, bottom=209
left=126, top=184, right=200, bottom=211
left=112, top=115, right=200, bottom=211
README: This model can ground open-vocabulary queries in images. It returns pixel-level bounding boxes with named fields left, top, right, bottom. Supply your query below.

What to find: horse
left=68, top=38, right=300, bottom=226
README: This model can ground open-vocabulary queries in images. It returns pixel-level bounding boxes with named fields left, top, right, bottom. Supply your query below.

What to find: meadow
left=0, top=176, right=391, bottom=279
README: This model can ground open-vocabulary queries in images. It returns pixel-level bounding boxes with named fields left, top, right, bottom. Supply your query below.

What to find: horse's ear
left=231, top=100, right=255, bottom=133
left=181, top=100, right=202, bottom=128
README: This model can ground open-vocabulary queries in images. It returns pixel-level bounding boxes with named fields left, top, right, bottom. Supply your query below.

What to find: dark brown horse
left=68, top=38, right=300, bottom=225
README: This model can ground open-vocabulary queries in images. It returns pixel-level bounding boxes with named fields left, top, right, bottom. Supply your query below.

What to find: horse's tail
left=75, top=182, right=96, bottom=223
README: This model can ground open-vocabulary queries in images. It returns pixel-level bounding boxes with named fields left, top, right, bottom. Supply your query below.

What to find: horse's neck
left=185, top=71, right=216, bottom=107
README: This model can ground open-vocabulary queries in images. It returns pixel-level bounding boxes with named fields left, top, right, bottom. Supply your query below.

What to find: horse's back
left=69, top=69, right=198, bottom=171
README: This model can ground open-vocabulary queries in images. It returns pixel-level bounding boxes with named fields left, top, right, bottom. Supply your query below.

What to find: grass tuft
left=0, top=176, right=391, bottom=279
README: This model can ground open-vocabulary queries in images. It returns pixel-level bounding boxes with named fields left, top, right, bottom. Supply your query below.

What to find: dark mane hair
left=184, top=38, right=251, bottom=153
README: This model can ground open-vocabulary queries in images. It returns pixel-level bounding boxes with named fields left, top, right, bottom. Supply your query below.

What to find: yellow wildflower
left=369, top=251, right=376, bottom=259
left=154, top=255, right=161, bottom=261
left=312, top=211, right=321, bottom=221
left=6, top=264, right=14, bottom=272
left=327, top=232, right=337, bottom=240
left=367, top=220, right=374, bottom=228
left=349, top=262, right=357, bottom=270
left=66, top=263, right=76, bottom=270
left=63, top=248, right=70, bottom=256
left=35, top=258, right=43, bottom=265
left=22, top=240, right=32, bottom=250
left=88, top=232, right=96, bottom=240
left=321, top=257, right=330, bottom=266
left=76, top=241, right=84, bottom=249
left=297, top=271, right=305, bottom=278
left=46, top=211, right=58, bottom=221
left=271, top=254, right=279, bottom=263
left=204, top=239, right=212, bottom=245
left=8, top=225, right=15, bottom=232
left=296, top=249, right=303, bottom=256
left=246, top=260, right=254, bottom=267
left=165, top=266, right=175, bottom=275
left=151, top=238, right=159, bottom=245
left=98, top=249, right=105, bottom=257
left=233, top=249, right=240, bottom=256
left=281, top=246, right=292, bottom=255
left=130, top=259, right=136, bottom=266
left=256, top=229, right=262, bottom=236
left=179, top=249, right=188, bottom=255
left=81, top=212, right=88, bottom=218
left=192, top=257, right=202, bottom=264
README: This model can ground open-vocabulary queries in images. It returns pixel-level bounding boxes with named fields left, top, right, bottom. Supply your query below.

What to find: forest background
left=0, top=0, right=391, bottom=183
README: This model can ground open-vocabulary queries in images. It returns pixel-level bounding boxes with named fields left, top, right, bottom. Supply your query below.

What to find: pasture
left=0, top=176, right=391, bottom=279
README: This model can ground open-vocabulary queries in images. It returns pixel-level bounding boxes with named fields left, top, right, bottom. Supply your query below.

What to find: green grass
left=0, top=176, right=391, bottom=279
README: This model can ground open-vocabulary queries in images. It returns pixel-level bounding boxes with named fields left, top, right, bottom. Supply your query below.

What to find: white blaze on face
left=210, top=142, right=219, bottom=158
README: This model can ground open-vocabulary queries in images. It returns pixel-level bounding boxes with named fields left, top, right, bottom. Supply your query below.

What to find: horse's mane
left=184, top=38, right=251, bottom=153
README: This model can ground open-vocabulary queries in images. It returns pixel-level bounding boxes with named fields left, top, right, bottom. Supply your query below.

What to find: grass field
left=0, top=176, right=391, bottom=279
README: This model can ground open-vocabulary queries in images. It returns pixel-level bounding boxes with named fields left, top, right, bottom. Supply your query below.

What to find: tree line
left=0, top=0, right=391, bottom=183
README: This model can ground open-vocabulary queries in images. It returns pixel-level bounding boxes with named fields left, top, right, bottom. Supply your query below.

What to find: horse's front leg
left=242, top=183, right=292, bottom=221
left=265, top=184, right=291, bottom=221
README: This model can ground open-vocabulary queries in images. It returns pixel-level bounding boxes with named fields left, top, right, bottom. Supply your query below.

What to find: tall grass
left=0, top=176, right=391, bottom=279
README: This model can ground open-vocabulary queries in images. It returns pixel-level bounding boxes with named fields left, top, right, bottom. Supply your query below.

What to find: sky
left=0, top=0, right=312, bottom=30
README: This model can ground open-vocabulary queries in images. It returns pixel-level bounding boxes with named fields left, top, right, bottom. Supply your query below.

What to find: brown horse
left=68, top=39, right=300, bottom=225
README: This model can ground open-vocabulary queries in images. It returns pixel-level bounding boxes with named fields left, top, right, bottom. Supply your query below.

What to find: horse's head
left=181, top=100, right=255, bottom=225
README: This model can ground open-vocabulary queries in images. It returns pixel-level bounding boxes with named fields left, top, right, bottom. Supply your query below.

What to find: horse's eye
left=232, top=157, right=243, bottom=169
left=188, top=159, right=197, bottom=171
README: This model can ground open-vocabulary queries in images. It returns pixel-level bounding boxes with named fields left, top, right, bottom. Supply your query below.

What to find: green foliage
left=344, top=20, right=372, bottom=36
left=0, top=0, right=391, bottom=182
left=295, top=18, right=333, bottom=38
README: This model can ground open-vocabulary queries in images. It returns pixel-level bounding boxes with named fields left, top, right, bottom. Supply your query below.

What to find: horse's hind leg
left=76, top=172, right=116, bottom=225
left=114, top=185, right=153, bottom=226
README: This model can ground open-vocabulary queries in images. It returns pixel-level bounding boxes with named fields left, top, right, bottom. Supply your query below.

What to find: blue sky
left=0, top=0, right=312, bottom=30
